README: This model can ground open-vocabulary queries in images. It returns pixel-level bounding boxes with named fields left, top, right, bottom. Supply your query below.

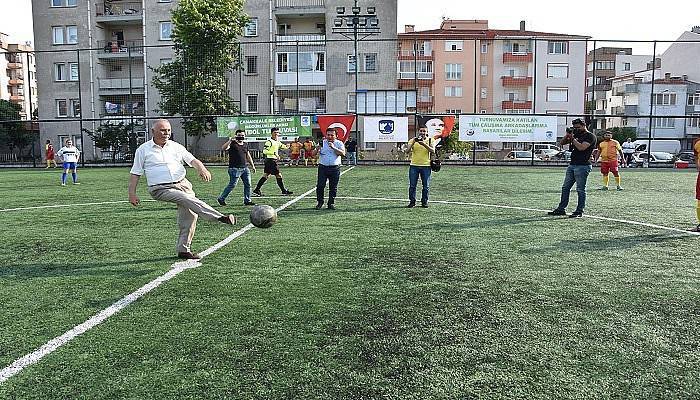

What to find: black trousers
left=316, top=165, right=341, bottom=205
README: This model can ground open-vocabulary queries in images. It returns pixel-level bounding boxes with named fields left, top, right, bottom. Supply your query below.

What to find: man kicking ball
left=128, top=119, right=236, bottom=260
left=593, top=131, right=625, bottom=191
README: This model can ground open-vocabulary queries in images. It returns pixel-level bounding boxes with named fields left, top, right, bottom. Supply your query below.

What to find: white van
left=632, top=140, right=681, bottom=155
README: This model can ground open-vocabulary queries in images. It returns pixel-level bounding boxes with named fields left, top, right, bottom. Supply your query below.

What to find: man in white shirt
left=128, top=119, right=236, bottom=260
left=621, top=138, right=635, bottom=167
left=56, top=139, right=81, bottom=186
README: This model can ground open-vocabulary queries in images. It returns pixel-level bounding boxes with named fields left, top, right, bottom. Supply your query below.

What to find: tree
left=608, top=127, right=637, bottom=144
left=82, top=122, right=135, bottom=163
left=438, top=122, right=472, bottom=159
left=0, top=100, right=34, bottom=159
left=152, top=0, right=248, bottom=151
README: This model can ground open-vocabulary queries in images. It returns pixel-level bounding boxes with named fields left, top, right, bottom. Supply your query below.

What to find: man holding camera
left=548, top=119, right=597, bottom=218
left=217, top=129, right=257, bottom=206
left=315, top=128, right=346, bottom=210
left=406, top=126, right=436, bottom=208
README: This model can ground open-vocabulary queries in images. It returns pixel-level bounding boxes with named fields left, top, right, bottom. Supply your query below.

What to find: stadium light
left=336, top=6, right=345, bottom=14
left=334, top=18, right=343, bottom=27
left=367, top=6, right=376, bottom=15
left=352, top=6, right=361, bottom=14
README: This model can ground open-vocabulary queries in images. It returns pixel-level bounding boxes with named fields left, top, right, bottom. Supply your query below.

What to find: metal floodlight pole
left=647, top=40, right=658, bottom=165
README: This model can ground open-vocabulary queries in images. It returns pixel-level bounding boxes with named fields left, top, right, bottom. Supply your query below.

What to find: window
left=245, top=56, right=258, bottom=74
left=505, top=109, right=531, bottom=114
left=445, top=63, right=462, bottom=80
left=364, top=142, right=376, bottom=150
left=69, top=63, right=79, bottom=81
left=70, top=99, right=80, bottom=117
left=653, top=93, right=677, bottom=105
left=347, top=93, right=356, bottom=112
left=52, top=27, right=64, bottom=45
left=688, top=114, right=700, bottom=128
left=246, top=94, right=258, bottom=113
left=54, top=63, right=66, bottom=81
left=244, top=18, right=258, bottom=37
left=652, top=117, right=675, bottom=128
left=547, top=87, right=568, bottom=102
left=64, top=26, right=77, bottom=44
left=624, top=62, right=631, bottom=71
left=347, top=54, right=356, bottom=73
left=506, top=92, right=519, bottom=101
left=444, top=86, right=463, bottom=97
left=481, top=65, right=488, bottom=76
left=159, top=22, right=172, bottom=40
left=56, top=99, right=68, bottom=117
left=446, top=109, right=462, bottom=114
left=547, top=63, right=569, bottom=78
left=480, top=88, right=487, bottom=99
left=277, top=52, right=325, bottom=73
left=547, top=41, right=568, bottom=54
left=688, top=92, right=700, bottom=106
left=445, top=40, right=463, bottom=52
left=52, top=0, right=77, bottom=7
left=594, top=61, right=615, bottom=70
left=481, top=43, right=488, bottom=53
left=364, top=53, right=378, bottom=73
left=160, top=58, right=172, bottom=65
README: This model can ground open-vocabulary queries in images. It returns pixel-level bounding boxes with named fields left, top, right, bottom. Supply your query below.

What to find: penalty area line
left=0, top=166, right=355, bottom=384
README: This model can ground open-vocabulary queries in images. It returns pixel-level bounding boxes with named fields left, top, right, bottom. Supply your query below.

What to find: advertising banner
left=459, top=115, right=558, bottom=142
left=363, top=116, right=409, bottom=143
left=417, top=115, right=456, bottom=147
left=217, top=116, right=313, bottom=140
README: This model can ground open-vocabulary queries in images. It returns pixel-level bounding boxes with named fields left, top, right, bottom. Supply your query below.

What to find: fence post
left=647, top=40, right=658, bottom=165
left=77, top=48, right=85, bottom=166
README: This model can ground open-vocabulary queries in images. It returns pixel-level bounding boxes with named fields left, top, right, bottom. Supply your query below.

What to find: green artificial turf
left=0, top=165, right=699, bottom=399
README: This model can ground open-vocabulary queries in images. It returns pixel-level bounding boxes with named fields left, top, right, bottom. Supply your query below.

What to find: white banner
left=363, top=116, right=409, bottom=143
left=459, top=115, right=559, bottom=142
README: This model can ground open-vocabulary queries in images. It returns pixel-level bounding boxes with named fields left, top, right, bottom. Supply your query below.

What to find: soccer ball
left=250, top=205, right=277, bottom=228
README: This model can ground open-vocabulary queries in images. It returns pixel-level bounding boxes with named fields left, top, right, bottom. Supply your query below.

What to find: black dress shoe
left=315, top=203, right=323, bottom=210
left=327, top=204, right=336, bottom=210
left=547, top=209, right=566, bottom=216
left=406, top=202, right=416, bottom=208
left=217, top=198, right=226, bottom=206
left=177, top=252, right=201, bottom=260
left=421, top=203, right=429, bottom=208
left=244, top=201, right=256, bottom=206
left=569, top=212, right=583, bottom=218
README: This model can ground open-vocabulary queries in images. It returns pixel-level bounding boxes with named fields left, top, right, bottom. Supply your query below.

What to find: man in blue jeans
left=407, top=126, right=436, bottom=208
left=549, top=119, right=597, bottom=218
left=315, top=128, right=346, bottom=210
left=218, top=129, right=257, bottom=206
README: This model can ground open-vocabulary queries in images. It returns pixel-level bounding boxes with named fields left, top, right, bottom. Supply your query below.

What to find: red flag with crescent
left=317, top=115, right=356, bottom=142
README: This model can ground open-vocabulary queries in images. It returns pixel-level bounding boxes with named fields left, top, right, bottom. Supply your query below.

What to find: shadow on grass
left=0, top=256, right=175, bottom=279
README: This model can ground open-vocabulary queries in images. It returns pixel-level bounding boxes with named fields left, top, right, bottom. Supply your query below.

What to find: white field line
left=0, top=200, right=157, bottom=213
left=0, top=167, right=355, bottom=384
left=334, top=196, right=700, bottom=237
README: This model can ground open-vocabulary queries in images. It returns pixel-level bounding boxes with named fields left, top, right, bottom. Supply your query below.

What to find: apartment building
left=31, top=0, right=176, bottom=160
left=398, top=20, right=588, bottom=134
left=660, top=27, right=700, bottom=83
left=33, top=0, right=398, bottom=157
left=0, top=32, right=37, bottom=119
left=606, top=71, right=700, bottom=147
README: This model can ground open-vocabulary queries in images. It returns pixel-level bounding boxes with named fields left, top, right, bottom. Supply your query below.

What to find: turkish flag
left=317, top=115, right=356, bottom=142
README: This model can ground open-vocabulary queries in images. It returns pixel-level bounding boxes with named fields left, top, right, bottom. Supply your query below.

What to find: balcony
left=501, top=76, right=532, bottom=87
left=95, top=2, right=143, bottom=25
left=625, top=105, right=638, bottom=116
left=503, top=52, right=533, bottom=63
left=398, top=50, right=434, bottom=61
left=100, top=107, right=146, bottom=118
left=625, top=83, right=639, bottom=93
left=96, top=40, right=144, bottom=59
left=9, top=78, right=24, bottom=86
left=10, top=95, right=24, bottom=102
left=7, top=62, right=23, bottom=69
left=595, top=109, right=608, bottom=115
left=275, top=0, right=324, bottom=8
left=502, top=100, right=532, bottom=110
left=275, top=34, right=326, bottom=45
left=610, top=107, right=623, bottom=115
left=417, top=96, right=433, bottom=106
left=98, top=78, right=145, bottom=95
left=612, top=87, right=625, bottom=96
left=397, top=71, right=434, bottom=80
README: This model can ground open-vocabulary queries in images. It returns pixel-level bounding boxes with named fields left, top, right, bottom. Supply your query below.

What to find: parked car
left=550, top=150, right=572, bottom=161
left=674, top=151, right=697, bottom=163
left=536, top=149, right=561, bottom=160
left=630, top=152, right=675, bottom=167
left=531, top=144, right=562, bottom=153
left=505, top=151, right=541, bottom=161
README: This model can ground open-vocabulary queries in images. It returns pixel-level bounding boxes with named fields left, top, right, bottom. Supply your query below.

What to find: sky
left=0, top=0, right=697, bottom=54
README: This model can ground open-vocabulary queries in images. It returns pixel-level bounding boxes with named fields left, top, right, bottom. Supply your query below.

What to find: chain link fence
left=1, top=37, right=698, bottom=167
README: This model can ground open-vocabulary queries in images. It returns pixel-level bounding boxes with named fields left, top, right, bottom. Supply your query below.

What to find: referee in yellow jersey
left=253, top=127, right=293, bottom=197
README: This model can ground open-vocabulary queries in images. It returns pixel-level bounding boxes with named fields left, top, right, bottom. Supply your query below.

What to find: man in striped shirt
left=56, top=139, right=81, bottom=186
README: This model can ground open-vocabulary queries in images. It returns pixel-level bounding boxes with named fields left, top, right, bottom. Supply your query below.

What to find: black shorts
left=264, top=158, right=280, bottom=175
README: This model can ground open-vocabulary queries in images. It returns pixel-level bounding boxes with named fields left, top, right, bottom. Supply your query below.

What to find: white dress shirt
left=130, top=139, right=196, bottom=186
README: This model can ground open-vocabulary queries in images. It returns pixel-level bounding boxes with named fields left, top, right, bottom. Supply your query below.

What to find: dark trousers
left=317, top=165, right=341, bottom=205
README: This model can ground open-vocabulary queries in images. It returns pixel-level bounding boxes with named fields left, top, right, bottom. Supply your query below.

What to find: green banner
left=217, top=116, right=313, bottom=140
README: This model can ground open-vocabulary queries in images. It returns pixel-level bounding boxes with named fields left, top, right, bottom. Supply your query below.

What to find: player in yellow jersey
left=253, top=127, right=293, bottom=197
left=692, top=138, right=700, bottom=232
left=593, top=131, right=625, bottom=191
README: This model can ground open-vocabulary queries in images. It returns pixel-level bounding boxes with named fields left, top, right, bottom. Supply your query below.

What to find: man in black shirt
left=345, top=136, right=358, bottom=166
left=548, top=119, right=597, bottom=218
left=217, top=130, right=257, bottom=206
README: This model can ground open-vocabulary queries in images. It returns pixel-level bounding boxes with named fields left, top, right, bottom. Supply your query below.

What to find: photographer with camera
left=548, top=119, right=597, bottom=218
left=217, top=129, right=257, bottom=206
left=406, top=126, right=436, bottom=208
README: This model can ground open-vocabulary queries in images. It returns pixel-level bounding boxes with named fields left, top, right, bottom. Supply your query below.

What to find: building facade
left=0, top=32, right=37, bottom=119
